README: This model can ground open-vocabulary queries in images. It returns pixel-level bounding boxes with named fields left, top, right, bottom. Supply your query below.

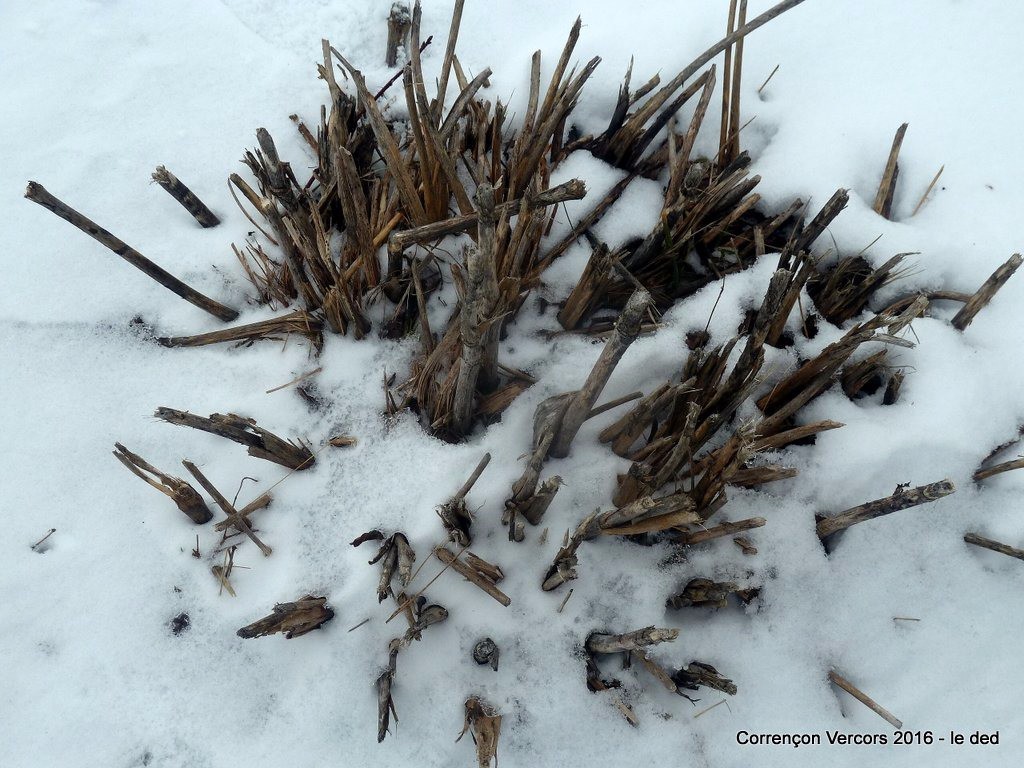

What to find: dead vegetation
left=29, top=0, right=1023, bottom=763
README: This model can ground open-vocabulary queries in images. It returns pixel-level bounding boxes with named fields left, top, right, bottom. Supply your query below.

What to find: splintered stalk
left=872, top=123, right=908, bottom=219
left=24, top=182, right=238, bottom=322
left=151, top=165, right=221, bottom=227
left=113, top=443, right=212, bottom=524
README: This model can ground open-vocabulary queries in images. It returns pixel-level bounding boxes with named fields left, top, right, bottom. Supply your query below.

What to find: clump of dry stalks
left=25, top=0, right=1024, bottom=762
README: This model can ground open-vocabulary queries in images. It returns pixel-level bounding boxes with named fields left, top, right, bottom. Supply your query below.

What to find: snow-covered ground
left=2, top=1, right=1022, bottom=766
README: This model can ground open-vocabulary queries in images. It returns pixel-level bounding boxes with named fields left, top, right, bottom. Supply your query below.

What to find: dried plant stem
left=24, top=182, right=238, bottom=321
left=385, top=3, right=411, bottom=66
left=964, top=532, right=1024, bottom=562
left=182, top=461, right=272, bottom=556
left=112, top=443, right=212, bottom=524
left=974, top=458, right=1024, bottom=482
left=157, top=311, right=323, bottom=349
left=587, top=626, right=679, bottom=654
left=677, top=517, right=765, bottom=545
left=816, top=479, right=956, bottom=541
left=454, top=453, right=492, bottom=500
left=549, top=289, right=652, bottom=458
left=828, top=670, right=903, bottom=729
left=951, top=253, right=1022, bottom=331
left=151, top=165, right=220, bottom=227
left=911, top=164, right=944, bottom=216
left=434, top=546, right=511, bottom=606
left=452, top=184, right=500, bottom=435
left=155, top=408, right=315, bottom=471
left=872, top=123, right=908, bottom=219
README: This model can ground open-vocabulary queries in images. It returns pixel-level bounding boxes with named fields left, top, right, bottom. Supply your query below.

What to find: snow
left=2, top=1, right=1023, bottom=767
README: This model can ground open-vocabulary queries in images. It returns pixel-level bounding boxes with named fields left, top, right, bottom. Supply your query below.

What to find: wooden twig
left=974, top=458, right=1024, bottom=482
left=964, top=532, right=1024, bottom=562
left=24, top=182, right=238, bottom=322
left=155, top=408, right=315, bottom=470
left=386, top=179, right=586, bottom=260
left=911, top=164, right=944, bottom=217
left=816, top=479, right=956, bottom=542
left=872, top=123, right=908, bottom=219
left=157, top=311, right=323, bottom=349
left=112, top=443, right=212, bottom=524
left=951, top=253, right=1022, bottom=331
left=677, top=517, right=765, bottom=546
left=31, top=529, right=57, bottom=552
left=434, top=546, right=511, bottom=606
left=757, top=64, right=780, bottom=94
left=182, top=460, right=272, bottom=556
left=151, top=166, right=220, bottom=227
left=549, top=289, right=652, bottom=458
left=828, top=670, right=902, bottom=729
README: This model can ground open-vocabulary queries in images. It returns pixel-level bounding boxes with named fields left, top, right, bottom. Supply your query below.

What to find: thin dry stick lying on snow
left=973, top=457, right=1024, bottom=482
left=816, top=479, right=956, bottom=542
left=963, top=532, right=1024, bottom=562
left=951, top=253, right=1022, bottom=331
left=828, top=670, right=903, bottom=729
left=24, top=182, right=238, bottom=321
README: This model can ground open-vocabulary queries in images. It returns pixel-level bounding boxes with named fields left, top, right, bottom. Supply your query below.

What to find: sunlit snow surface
left=2, top=1, right=1022, bottom=766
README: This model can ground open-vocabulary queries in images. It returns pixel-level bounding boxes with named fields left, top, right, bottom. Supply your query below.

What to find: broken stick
left=549, top=288, right=652, bottom=458
left=828, top=670, right=902, bottom=729
left=151, top=166, right=221, bottom=227
left=951, top=253, right=1022, bottom=331
left=964, top=532, right=1024, bottom=562
left=113, top=443, right=212, bottom=524
left=24, top=182, right=238, bottom=322
left=155, top=408, right=314, bottom=470
left=816, top=479, right=955, bottom=542
left=434, top=546, right=511, bottom=606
